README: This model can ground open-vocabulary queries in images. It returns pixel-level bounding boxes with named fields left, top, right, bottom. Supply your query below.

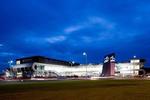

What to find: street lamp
left=133, top=55, right=136, bottom=59
left=83, top=52, right=87, bottom=64
left=72, top=61, right=75, bottom=65
left=83, top=52, right=87, bottom=78
left=70, top=61, right=75, bottom=67
left=69, top=61, right=75, bottom=77
left=8, top=60, right=13, bottom=67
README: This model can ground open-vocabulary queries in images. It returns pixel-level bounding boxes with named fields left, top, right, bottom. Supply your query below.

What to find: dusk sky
left=0, top=0, right=150, bottom=71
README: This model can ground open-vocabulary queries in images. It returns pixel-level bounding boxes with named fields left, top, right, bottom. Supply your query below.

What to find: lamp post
left=133, top=56, right=136, bottom=59
left=133, top=55, right=137, bottom=76
left=8, top=60, right=13, bottom=67
left=70, top=61, right=75, bottom=76
left=72, top=61, right=75, bottom=66
left=70, top=61, right=75, bottom=67
left=83, top=52, right=87, bottom=79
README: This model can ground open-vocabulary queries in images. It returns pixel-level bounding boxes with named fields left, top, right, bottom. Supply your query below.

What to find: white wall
left=34, top=63, right=103, bottom=77
left=116, top=63, right=140, bottom=76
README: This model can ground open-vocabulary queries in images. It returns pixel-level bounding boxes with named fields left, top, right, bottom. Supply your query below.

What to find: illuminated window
left=36, top=65, right=45, bottom=71
left=16, top=60, right=20, bottom=64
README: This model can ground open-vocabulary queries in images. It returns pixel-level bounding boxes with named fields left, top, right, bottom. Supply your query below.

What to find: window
left=36, top=65, right=45, bottom=71
left=16, top=60, right=20, bottom=64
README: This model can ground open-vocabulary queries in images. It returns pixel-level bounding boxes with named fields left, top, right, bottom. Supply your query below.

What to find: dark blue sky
left=0, top=0, right=150, bottom=71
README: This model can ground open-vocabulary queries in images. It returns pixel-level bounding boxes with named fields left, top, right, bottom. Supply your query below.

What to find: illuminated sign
left=104, top=56, right=109, bottom=63
left=104, top=53, right=115, bottom=63
left=110, top=56, right=115, bottom=62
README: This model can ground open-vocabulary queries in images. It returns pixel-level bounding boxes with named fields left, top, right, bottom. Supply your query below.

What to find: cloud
left=24, top=35, right=67, bottom=46
left=46, top=35, right=67, bottom=44
left=64, top=25, right=84, bottom=33
left=88, top=16, right=116, bottom=29
left=64, top=16, right=116, bottom=34
left=0, top=52, right=14, bottom=56
left=0, top=44, right=3, bottom=47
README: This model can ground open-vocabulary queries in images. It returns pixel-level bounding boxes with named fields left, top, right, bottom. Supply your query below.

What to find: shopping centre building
left=5, top=54, right=146, bottom=79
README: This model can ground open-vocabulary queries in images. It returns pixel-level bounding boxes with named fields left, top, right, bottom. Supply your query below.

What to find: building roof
left=10, top=63, right=33, bottom=69
left=16, top=56, right=80, bottom=66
